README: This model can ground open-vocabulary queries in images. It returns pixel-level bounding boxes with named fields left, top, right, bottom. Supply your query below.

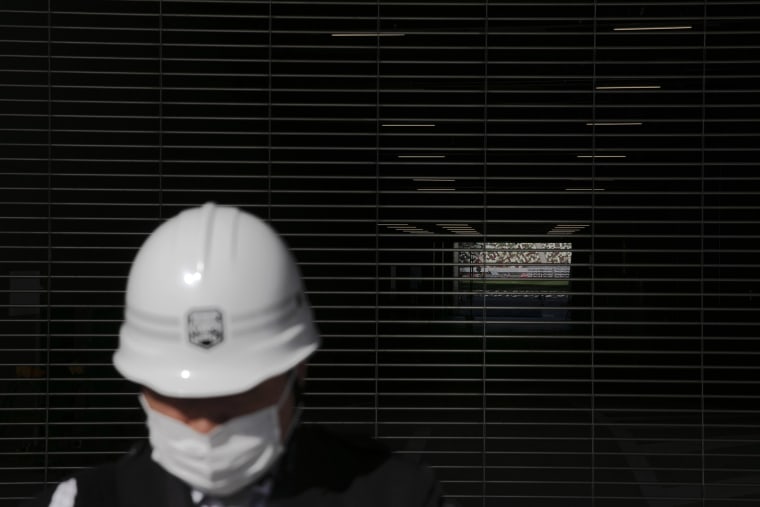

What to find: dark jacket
left=21, top=425, right=444, bottom=507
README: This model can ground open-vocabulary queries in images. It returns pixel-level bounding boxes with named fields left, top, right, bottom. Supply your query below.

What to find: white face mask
left=139, top=374, right=296, bottom=497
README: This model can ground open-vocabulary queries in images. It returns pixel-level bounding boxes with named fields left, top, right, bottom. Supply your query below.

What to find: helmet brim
left=114, top=323, right=319, bottom=398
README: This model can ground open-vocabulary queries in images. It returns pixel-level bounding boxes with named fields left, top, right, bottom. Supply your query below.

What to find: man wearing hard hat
left=23, top=203, right=444, bottom=507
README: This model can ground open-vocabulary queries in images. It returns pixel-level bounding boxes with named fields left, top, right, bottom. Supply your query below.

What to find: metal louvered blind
left=2, top=1, right=759, bottom=506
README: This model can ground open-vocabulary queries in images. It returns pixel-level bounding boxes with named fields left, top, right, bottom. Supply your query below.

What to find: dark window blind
left=2, top=1, right=759, bottom=506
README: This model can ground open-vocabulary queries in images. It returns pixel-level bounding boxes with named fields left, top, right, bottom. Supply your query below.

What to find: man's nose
left=186, top=416, right=223, bottom=434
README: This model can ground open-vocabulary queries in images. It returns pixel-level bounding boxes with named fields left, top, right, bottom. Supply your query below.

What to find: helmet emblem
left=187, top=309, right=224, bottom=349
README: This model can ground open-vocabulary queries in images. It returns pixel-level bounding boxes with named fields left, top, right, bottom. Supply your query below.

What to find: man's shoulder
left=291, top=423, right=419, bottom=471
left=295, top=424, right=389, bottom=452
left=274, top=424, right=442, bottom=506
left=18, top=461, right=122, bottom=507
left=17, top=442, right=164, bottom=507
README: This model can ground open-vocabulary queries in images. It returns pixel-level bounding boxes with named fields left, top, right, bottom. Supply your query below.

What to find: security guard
left=22, top=203, right=444, bottom=507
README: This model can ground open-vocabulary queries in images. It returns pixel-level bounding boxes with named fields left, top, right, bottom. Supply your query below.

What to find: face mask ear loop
left=277, top=369, right=301, bottom=445
left=277, top=368, right=298, bottom=408
left=292, top=372, right=305, bottom=407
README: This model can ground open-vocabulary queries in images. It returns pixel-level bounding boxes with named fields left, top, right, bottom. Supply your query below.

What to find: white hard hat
left=113, top=202, right=320, bottom=398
